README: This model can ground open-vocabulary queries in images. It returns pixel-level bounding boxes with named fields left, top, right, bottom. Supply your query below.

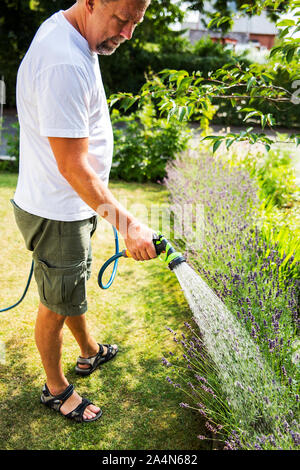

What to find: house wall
left=249, top=33, right=276, bottom=49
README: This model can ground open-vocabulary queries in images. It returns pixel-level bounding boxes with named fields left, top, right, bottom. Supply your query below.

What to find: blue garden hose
left=97, top=225, right=123, bottom=289
left=0, top=226, right=121, bottom=311
left=0, top=260, right=34, bottom=312
left=1, top=226, right=185, bottom=310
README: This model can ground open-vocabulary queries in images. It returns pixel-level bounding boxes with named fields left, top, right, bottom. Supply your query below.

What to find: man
left=12, top=0, right=155, bottom=423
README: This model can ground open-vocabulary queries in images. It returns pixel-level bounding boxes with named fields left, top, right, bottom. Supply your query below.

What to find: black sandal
left=40, top=383, right=102, bottom=423
left=75, top=343, right=118, bottom=376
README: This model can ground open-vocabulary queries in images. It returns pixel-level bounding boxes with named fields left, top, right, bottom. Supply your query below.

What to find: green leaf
left=201, top=135, right=219, bottom=141
left=176, top=76, right=192, bottom=94
left=213, top=139, right=223, bottom=153
left=225, top=138, right=235, bottom=149
left=278, top=26, right=291, bottom=39
left=261, top=73, right=274, bottom=84
left=277, top=19, right=295, bottom=27
left=261, top=114, right=268, bottom=129
left=121, top=96, right=138, bottom=112
left=286, top=47, right=296, bottom=63
left=178, top=106, right=187, bottom=122
left=240, top=107, right=257, bottom=113
left=269, top=46, right=282, bottom=58
left=244, top=111, right=261, bottom=122
left=247, top=76, right=256, bottom=91
left=186, top=105, right=194, bottom=118
left=264, top=144, right=271, bottom=152
left=108, top=96, right=120, bottom=108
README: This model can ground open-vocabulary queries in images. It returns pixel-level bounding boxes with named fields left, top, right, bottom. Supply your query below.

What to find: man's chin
left=96, top=48, right=115, bottom=56
left=96, top=41, right=120, bottom=55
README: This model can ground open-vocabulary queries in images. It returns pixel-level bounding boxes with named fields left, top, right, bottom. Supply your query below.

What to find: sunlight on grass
left=0, top=174, right=207, bottom=450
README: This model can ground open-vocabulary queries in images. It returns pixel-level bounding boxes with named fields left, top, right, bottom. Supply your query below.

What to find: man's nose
left=120, top=23, right=135, bottom=41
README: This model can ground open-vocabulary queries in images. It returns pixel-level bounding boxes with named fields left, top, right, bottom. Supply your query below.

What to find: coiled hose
left=1, top=226, right=184, bottom=310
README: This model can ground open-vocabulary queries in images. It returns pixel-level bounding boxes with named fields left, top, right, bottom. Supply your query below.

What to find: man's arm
left=48, top=136, right=156, bottom=261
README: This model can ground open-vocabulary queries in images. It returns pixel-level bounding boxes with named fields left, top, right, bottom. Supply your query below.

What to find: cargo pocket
left=34, top=260, right=87, bottom=307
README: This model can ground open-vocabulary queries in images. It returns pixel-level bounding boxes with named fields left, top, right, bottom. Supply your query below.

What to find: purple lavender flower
left=223, top=442, right=234, bottom=450
left=290, top=431, right=300, bottom=446
left=161, top=357, right=172, bottom=367
left=205, top=421, right=217, bottom=434
left=195, top=375, right=208, bottom=383
left=166, top=327, right=176, bottom=335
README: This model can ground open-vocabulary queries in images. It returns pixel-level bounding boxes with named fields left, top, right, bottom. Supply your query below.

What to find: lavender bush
left=162, top=147, right=299, bottom=450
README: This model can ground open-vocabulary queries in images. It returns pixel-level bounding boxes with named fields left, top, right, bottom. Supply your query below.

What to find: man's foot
left=59, top=388, right=100, bottom=420
left=75, top=343, right=118, bottom=376
left=77, top=344, right=108, bottom=370
left=41, top=383, right=102, bottom=422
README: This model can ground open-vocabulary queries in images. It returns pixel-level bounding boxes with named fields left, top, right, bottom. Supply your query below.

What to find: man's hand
left=123, top=221, right=157, bottom=261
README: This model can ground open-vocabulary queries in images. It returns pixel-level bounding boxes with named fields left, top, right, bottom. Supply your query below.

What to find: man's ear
left=86, top=0, right=97, bottom=13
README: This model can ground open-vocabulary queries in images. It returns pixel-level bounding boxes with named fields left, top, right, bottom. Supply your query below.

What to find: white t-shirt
left=14, top=10, right=114, bottom=221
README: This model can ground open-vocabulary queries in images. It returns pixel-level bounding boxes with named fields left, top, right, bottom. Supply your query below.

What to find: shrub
left=110, top=99, right=191, bottom=182
left=0, top=105, right=190, bottom=182
left=211, top=138, right=300, bottom=278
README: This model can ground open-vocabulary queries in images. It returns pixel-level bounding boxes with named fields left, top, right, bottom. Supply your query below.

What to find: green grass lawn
left=0, top=173, right=206, bottom=450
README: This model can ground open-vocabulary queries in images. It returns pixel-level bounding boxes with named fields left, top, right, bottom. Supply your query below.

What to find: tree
left=186, top=0, right=294, bottom=33
left=0, top=1, right=41, bottom=106
left=110, top=0, right=300, bottom=148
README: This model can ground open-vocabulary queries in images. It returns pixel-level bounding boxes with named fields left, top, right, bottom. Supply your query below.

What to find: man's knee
left=38, top=302, right=66, bottom=326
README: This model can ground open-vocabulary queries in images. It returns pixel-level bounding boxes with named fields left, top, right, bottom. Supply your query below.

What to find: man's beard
left=96, top=36, right=125, bottom=55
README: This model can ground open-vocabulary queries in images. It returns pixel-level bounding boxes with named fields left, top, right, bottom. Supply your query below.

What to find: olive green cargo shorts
left=11, top=200, right=98, bottom=316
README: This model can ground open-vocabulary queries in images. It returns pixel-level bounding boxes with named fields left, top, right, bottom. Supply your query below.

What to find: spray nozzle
left=153, top=232, right=186, bottom=270
left=123, top=233, right=185, bottom=270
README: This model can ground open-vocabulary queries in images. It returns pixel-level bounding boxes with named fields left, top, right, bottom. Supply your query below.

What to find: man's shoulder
left=28, top=12, right=88, bottom=71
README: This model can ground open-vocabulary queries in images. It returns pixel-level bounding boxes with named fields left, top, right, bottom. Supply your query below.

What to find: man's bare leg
left=65, top=314, right=109, bottom=370
left=35, top=302, right=100, bottom=419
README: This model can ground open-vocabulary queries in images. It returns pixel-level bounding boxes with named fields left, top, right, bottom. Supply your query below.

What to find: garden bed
left=162, top=142, right=299, bottom=450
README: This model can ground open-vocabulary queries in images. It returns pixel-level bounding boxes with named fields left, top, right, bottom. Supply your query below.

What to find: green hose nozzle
left=153, top=233, right=186, bottom=270
left=122, top=233, right=185, bottom=270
